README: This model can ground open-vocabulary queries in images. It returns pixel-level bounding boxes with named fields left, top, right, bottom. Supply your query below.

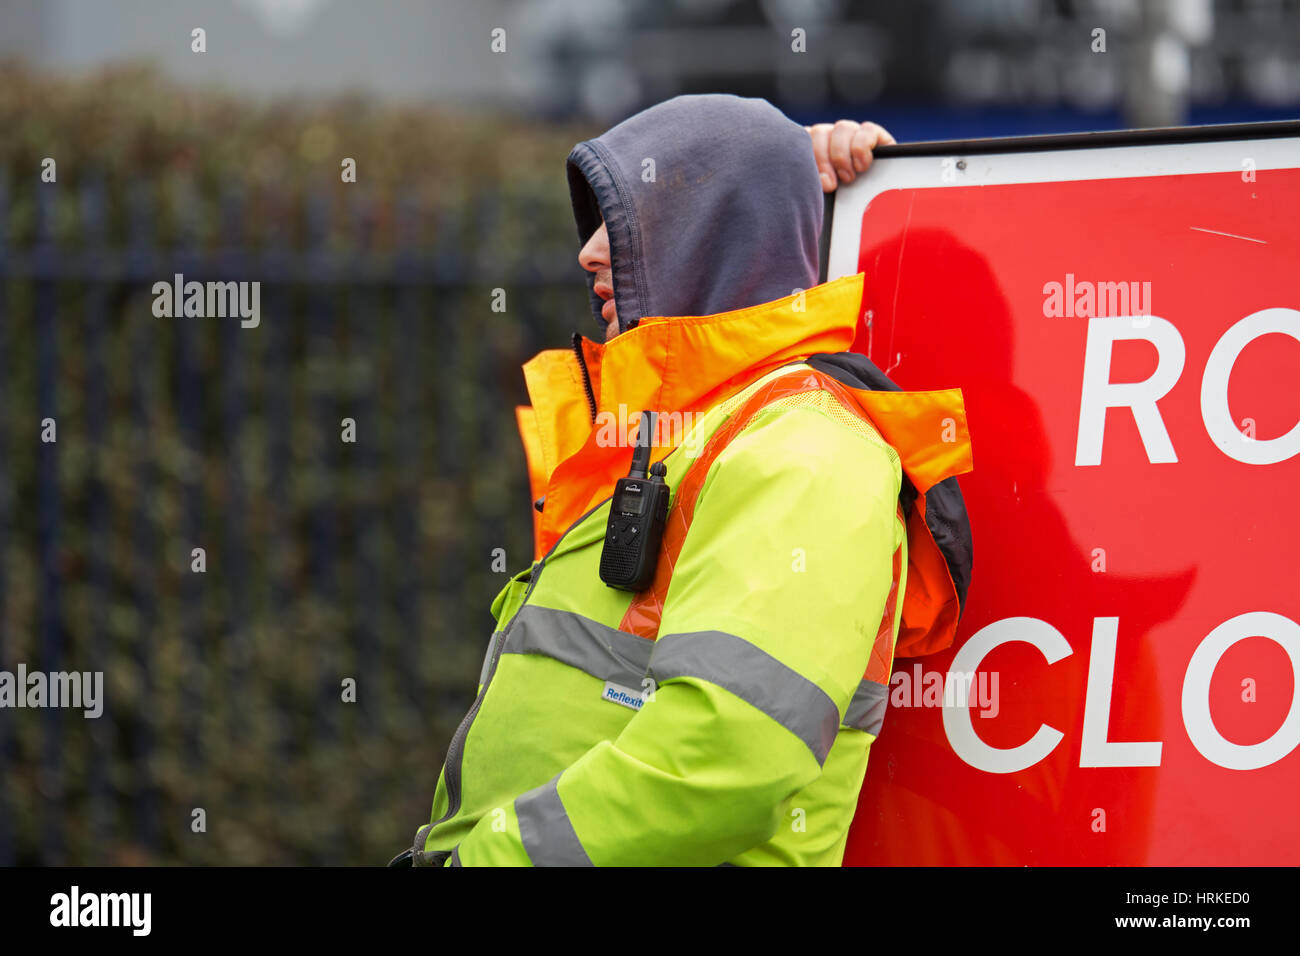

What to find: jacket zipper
left=571, top=332, right=598, bottom=423
left=430, top=492, right=616, bottom=827
left=441, top=333, right=596, bottom=814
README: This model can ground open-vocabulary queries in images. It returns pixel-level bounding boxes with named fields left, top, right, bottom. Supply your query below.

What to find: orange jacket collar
left=519, top=272, right=865, bottom=555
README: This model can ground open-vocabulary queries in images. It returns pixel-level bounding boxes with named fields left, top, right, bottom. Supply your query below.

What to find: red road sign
left=828, top=124, right=1300, bottom=865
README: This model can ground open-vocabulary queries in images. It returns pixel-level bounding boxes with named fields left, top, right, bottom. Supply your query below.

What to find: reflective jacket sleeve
left=452, top=402, right=903, bottom=866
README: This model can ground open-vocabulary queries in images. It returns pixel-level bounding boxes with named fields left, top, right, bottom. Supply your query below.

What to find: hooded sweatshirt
left=566, top=93, right=825, bottom=335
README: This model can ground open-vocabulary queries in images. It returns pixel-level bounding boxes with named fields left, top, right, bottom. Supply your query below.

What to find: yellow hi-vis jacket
left=411, top=271, right=972, bottom=865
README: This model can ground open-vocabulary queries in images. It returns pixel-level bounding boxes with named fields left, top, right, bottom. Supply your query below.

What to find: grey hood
left=566, top=93, right=824, bottom=335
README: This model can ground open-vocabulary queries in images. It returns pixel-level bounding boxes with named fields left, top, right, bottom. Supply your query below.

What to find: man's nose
left=578, top=225, right=610, bottom=272
left=578, top=242, right=605, bottom=272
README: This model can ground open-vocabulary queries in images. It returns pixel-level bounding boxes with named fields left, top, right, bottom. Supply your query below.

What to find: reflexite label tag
left=600, top=681, right=645, bottom=711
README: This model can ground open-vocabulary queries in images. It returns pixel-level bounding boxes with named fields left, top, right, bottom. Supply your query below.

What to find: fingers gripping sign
left=805, top=119, right=897, bottom=192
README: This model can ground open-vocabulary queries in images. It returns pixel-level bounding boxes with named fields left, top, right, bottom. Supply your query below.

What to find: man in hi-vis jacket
left=398, top=95, right=973, bottom=866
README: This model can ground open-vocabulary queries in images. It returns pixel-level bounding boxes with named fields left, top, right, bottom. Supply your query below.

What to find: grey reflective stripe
left=477, top=631, right=504, bottom=687
left=648, top=631, right=840, bottom=765
left=449, top=845, right=463, bottom=867
left=843, top=678, right=889, bottom=736
left=515, top=774, right=593, bottom=866
left=503, top=604, right=653, bottom=688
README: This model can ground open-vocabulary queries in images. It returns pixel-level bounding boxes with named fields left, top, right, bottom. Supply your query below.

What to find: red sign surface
left=836, top=138, right=1300, bottom=865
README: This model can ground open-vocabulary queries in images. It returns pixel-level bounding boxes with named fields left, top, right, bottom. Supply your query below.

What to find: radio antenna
left=629, top=411, right=655, bottom=478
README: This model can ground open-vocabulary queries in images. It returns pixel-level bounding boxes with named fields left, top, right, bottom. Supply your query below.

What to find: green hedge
left=0, top=62, right=601, bottom=865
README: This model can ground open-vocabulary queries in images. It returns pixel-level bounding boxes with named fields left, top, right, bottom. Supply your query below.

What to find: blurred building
left=1, top=0, right=1298, bottom=136
left=0, top=0, right=511, bottom=103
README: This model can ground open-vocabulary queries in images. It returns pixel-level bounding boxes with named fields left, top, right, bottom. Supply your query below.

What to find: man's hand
left=805, top=120, right=897, bottom=192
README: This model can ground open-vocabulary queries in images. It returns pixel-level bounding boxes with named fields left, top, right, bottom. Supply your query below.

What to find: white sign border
left=827, top=134, right=1300, bottom=282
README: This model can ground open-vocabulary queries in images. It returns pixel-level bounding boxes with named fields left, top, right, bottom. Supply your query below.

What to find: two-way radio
left=599, top=411, right=671, bottom=592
